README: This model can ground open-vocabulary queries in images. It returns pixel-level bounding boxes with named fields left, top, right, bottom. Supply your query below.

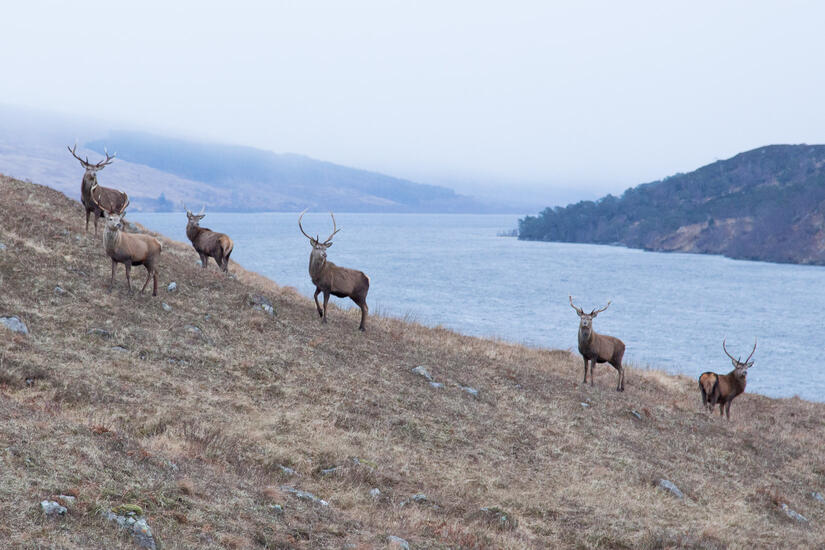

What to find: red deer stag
left=185, top=206, right=234, bottom=273
left=298, top=210, right=370, bottom=331
left=90, top=189, right=162, bottom=296
left=699, top=338, right=756, bottom=420
left=67, top=143, right=128, bottom=235
left=570, top=296, right=626, bottom=391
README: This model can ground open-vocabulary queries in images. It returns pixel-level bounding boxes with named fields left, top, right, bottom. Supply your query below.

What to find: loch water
left=132, top=212, right=825, bottom=402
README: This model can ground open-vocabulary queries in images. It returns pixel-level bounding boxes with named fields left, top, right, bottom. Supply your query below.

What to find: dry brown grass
left=1, top=174, right=825, bottom=549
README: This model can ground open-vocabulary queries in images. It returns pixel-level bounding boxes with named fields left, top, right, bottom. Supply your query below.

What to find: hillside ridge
left=519, top=144, right=825, bottom=265
left=1, top=175, right=824, bottom=548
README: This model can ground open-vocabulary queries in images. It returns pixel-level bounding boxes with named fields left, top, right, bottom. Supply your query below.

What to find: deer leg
left=93, top=212, right=100, bottom=236
left=616, top=364, right=625, bottom=392
left=153, top=269, right=158, bottom=296
left=322, top=291, right=330, bottom=324
left=582, top=357, right=588, bottom=384
left=124, top=263, right=132, bottom=294
left=199, top=253, right=207, bottom=268
left=590, top=360, right=595, bottom=387
left=140, top=266, right=152, bottom=294
left=109, top=260, right=117, bottom=291
left=85, top=209, right=91, bottom=233
left=357, top=298, right=368, bottom=332
left=725, top=401, right=732, bottom=421
left=313, top=288, right=323, bottom=317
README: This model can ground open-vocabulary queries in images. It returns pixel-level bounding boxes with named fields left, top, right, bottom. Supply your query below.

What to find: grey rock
left=41, top=500, right=67, bottom=516
left=369, top=488, right=381, bottom=499
left=387, top=535, right=410, bottom=550
left=161, top=302, right=172, bottom=312
left=320, top=466, right=341, bottom=475
left=248, top=294, right=275, bottom=316
left=581, top=402, right=590, bottom=408
left=54, top=286, right=66, bottom=295
left=0, top=316, right=28, bottom=335
left=278, top=464, right=297, bottom=476
left=58, top=495, right=76, bottom=506
left=460, top=385, right=479, bottom=397
left=812, top=491, right=825, bottom=503
left=401, top=493, right=430, bottom=507
left=184, top=324, right=201, bottom=334
left=411, top=366, right=433, bottom=381
left=0, top=242, right=6, bottom=250
left=111, top=346, right=129, bottom=353
left=87, top=328, right=112, bottom=339
left=103, top=510, right=157, bottom=550
left=167, top=282, right=177, bottom=292
left=280, top=485, right=328, bottom=506
left=270, top=504, right=284, bottom=514
left=630, top=409, right=643, bottom=420
left=657, top=479, right=684, bottom=499
left=780, top=502, right=808, bottom=523
left=429, top=381, right=444, bottom=389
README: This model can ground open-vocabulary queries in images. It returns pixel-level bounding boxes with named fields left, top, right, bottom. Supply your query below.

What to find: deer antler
left=298, top=209, right=315, bottom=242
left=591, top=301, right=611, bottom=315
left=722, top=338, right=738, bottom=362
left=569, top=295, right=584, bottom=316
left=198, top=204, right=206, bottom=216
left=94, top=147, right=116, bottom=169
left=323, top=212, right=341, bottom=244
left=743, top=338, right=757, bottom=366
left=67, top=142, right=91, bottom=168
left=88, top=183, right=107, bottom=214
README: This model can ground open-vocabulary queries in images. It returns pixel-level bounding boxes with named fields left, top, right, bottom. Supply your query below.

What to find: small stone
left=248, top=294, right=275, bottom=316
left=54, top=286, right=66, bottom=295
left=460, top=385, right=479, bottom=397
left=657, top=479, right=684, bottom=499
left=87, top=328, right=112, bottom=339
left=261, top=303, right=275, bottom=316
left=581, top=402, right=590, bottom=408
left=780, top=502, right=808, bottom=523
left=429, top=381, right=444, bottom=389
left=411, top=366, right=433, bottom=381
left=103, top=508, right=157, bottom=550
left=278, top=464, right=296, bottom=476
left=270, top=504, right=284, bottom=514
left=630, top=410, right=643, bottom=420
left=0, top=316, right=28, bottom=335
left=41, top=500, right=67, bottom=516
left=280, top=485, right=328, bottom=506
left=58, top=495, right=76, bottom=506
left=111, top=346, right=129, bottom=353
left=161, top=302, right=172, bottom=312
left=320, top=466, right=341, bottom=475
left=387, top=535, right=410, bottom=550
left=0, top=242, right=6, bottom=250
left=184, top=324, right=201, bottom=334
left=167, top=282, right=177, bottom=292
left=369, top=488, right=381, bottom=499
left=812, top=491, right=825, bottom=502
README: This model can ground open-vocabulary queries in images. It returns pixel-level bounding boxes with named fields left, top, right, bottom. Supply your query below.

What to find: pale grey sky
left=3, top=0, right=825, bottom=203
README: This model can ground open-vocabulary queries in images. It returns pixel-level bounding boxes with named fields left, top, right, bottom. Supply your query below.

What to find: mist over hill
left=519, top=144, right=825, bottom=265
left=85, top=131, right=495, bottom=213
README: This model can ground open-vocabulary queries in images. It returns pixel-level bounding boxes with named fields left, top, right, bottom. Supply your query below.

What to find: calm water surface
left=132, top=212, right=825, bottom=402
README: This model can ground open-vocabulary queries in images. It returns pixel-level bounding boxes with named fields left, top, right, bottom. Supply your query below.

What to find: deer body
left=68, top=144, right=127, bottom=235
left=300, top=211, right=370, bottom=331
left=186, top=208, right=234, bottom=272
left=90, top=188, right=162, bottom=296
left=699, top=339, right=756, bottom=420
left=570, top=297, right=626, bottom=391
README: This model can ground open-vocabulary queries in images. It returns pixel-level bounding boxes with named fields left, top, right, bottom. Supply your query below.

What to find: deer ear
left=324, top=242, right=333, bottom=249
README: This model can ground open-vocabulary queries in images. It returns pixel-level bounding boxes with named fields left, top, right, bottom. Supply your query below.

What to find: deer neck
left=186, top=223, right=201, bottom=242
left=309, top=250, right=328, bottom=283
left=82, top=173, right=96, bottom=196
left=578, top=326, right=594, bottom=349
left=729, top=369, right=747, bottom=392
left=102, top=225, right=121, bottom=254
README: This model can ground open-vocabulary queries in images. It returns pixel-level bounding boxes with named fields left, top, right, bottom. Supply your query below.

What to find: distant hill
left=518, top=145, right=825, bottom=265
left=85, top=131, right=491, bottom=213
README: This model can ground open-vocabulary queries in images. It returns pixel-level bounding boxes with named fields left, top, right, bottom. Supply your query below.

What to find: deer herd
left=67, top=144, right=758, bottom=419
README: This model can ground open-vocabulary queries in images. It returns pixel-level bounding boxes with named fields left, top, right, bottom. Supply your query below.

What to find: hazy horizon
left=3, top=1, right=825, bottom=206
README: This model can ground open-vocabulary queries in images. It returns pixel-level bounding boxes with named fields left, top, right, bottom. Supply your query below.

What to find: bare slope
left=1, top=175, right=824, bottom=549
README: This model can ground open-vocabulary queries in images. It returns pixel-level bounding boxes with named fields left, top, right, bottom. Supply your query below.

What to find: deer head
left=569, top=296, right=611, bottom=339
left=90, top=185, right=128, bottom=232
left=722, top=338, right=757, bottom=378
left=185, top=205, right=206, bottom=227
left=298, top=210, right=341, bottom=266
left=67, top=142, right=116, bottom=183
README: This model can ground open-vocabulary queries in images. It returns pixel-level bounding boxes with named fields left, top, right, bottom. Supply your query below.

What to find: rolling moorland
left=518, top=145, right=825, bottom=265
left=2, top=174, right=825, bottom=549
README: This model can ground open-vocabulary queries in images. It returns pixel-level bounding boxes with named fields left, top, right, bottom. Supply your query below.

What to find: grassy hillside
left=1, top=174, right=825, bottom=549
left=519, top=145, right=825, bottom=265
